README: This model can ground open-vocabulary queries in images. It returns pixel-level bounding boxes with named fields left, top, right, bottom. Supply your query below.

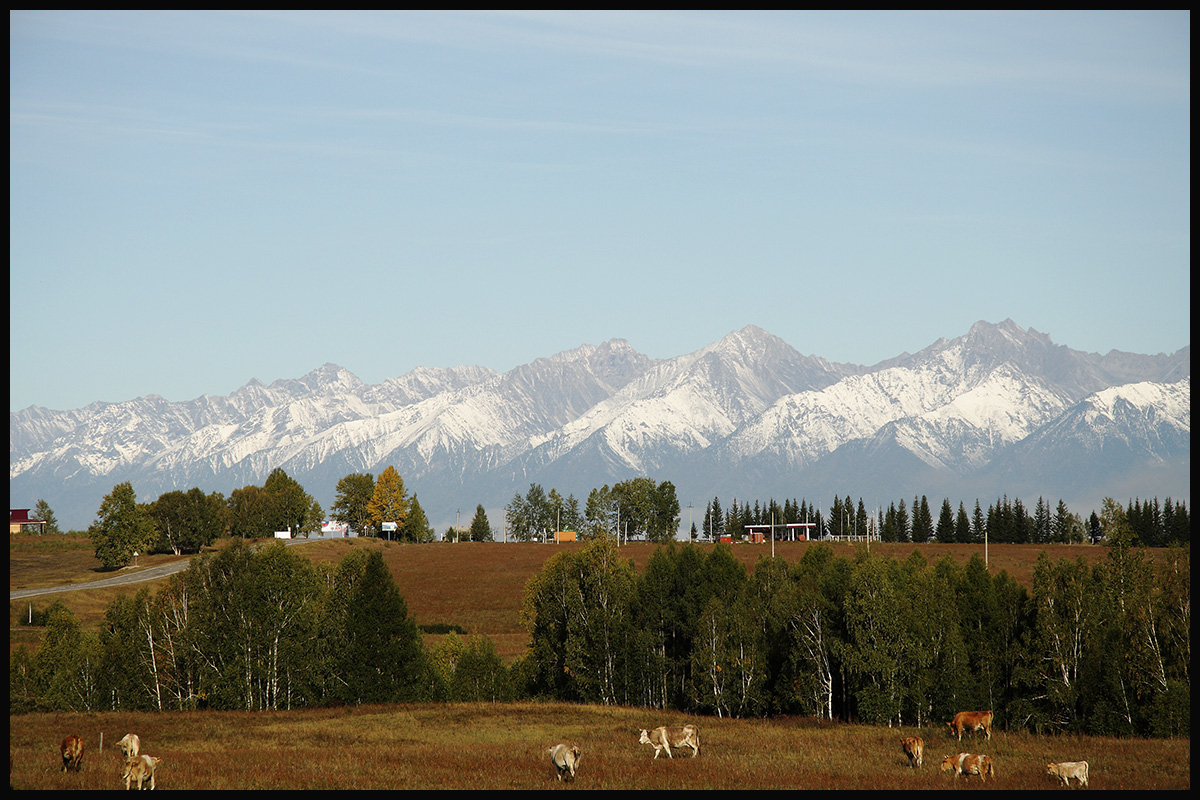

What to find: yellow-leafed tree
left=367, top=465, right=409, bottom=538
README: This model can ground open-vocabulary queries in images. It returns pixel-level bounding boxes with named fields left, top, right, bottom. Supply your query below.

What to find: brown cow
left=946, top=710, right=993, bottom=741
left=900, top=736, right=924, bottom=768
left=547, top=743, right=580, bottom=782
left=123, top=754, right=162, bottom=790
left=1047, top=760, right=1089, bottom=788
left=940, top=752, right=995, bottom=782
left=639, top=725, right=700, bottom=759
left=117, top=733, right=141, bottom=760
left=60, top=735, right=84, bottom=773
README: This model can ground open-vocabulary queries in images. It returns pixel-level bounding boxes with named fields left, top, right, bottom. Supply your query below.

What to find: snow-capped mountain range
left=10, top=320, right=1190, bottom=532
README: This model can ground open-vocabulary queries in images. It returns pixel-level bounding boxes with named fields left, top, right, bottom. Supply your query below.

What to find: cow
left=547, top=743, right=580, bottom=782
left=60, top=735, right=84, bottom=773
left=900, top=736, right=924, bottom=769
left=946, top=710, right=993, bottom=741
left=123, top=755, right=162, bottom=790
left=1047, top=761, right=1089, bottom=788
left=639, top=725, right=700, bottom=759
left=117, top=733, right=141, bottom=760
left=940, top=752, right=995, bottom=782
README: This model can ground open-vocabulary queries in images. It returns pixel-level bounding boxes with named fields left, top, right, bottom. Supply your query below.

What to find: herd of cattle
left=551, top=711, right=1089, bottom=788
left=58, top=732, right=161, bottom=790
left=51, top=709, right=1089, bottom=788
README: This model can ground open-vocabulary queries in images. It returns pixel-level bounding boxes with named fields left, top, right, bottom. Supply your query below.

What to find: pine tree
left=469, top=504, right=493, bottom=542
left=402, top=494, right=434, bottom=543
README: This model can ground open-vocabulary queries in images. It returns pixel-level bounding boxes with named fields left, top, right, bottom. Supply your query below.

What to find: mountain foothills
left=10, top=320, right=1190, bottom=532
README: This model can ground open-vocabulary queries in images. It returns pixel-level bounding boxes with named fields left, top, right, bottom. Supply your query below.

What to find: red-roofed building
left=10, top=508, right=47, bottom=535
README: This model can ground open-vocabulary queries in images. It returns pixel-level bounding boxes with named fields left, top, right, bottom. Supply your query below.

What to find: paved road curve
left=9, top=535, right=335, bottom=601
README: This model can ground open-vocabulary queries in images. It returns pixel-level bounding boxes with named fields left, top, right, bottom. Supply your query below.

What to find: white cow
left=547, top=743, right=580, bottom=782
left=639, top=725, right=700, bottom=759
left=117, top=733, right=141, bottom=760
left=1047, top=760, right=1089, bottom=788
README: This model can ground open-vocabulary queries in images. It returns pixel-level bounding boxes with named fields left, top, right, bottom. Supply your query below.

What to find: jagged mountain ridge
left=10, top=320, right=1190, bottom=531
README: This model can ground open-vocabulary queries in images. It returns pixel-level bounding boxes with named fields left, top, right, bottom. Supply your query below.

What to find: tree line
left=517, top=516, right=1189, bottom=737
left=50, top=460, right=1187, bottom=571
left=695, top=493, right=1188, bottom=547
left=12, top=495, right=1189, bottom=738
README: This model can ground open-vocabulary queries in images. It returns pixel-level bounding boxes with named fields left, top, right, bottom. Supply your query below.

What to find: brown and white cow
left=117, top=733, right=141, bottom=760
left=639, top=725, right=700, bottom=759
left=547, top=743, right=580, bottom=782
left=940, top=752, right=995, bottom=782
left=946, top=710, right=993, bottom=741
left=1047, top=760, right=1089, bottom=788
left=124, top=754, right=162, bottom=790
left=60, top=735, right=84, bottom=773
left=900, top=736, right=924, bottom=769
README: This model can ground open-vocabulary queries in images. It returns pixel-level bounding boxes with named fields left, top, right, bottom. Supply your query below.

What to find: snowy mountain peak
left=9, top=322, right=1189, bottom=531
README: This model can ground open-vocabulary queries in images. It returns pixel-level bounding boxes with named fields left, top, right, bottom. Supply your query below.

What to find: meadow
left=9, top=701, right=1191, bottom=790
left=9, top=533, right=1189, bottom=789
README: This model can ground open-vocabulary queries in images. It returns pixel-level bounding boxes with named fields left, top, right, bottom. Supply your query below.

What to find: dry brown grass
left=8, top=702, right=1189, bottom=790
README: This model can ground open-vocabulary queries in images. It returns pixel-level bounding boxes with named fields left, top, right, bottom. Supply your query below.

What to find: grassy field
left=9, top=701, right=1191, bottom=790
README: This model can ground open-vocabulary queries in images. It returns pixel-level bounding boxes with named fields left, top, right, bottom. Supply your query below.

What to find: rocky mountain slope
left=10, top=320, right=1189, bottom=531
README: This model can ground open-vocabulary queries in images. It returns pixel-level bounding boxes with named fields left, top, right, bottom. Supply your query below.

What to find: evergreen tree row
left=698, top=494, right=1189, bottom=546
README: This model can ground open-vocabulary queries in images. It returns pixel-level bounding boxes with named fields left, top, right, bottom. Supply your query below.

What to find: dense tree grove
left=516, top=537, right=1189, bottom=736
left=11, top=540, right=431, bottom=713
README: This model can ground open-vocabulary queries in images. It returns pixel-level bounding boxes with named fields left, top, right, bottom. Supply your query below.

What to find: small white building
left=274, top=527, right=292, bottom=539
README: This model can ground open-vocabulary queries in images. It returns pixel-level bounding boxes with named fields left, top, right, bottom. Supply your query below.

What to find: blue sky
left=10, top=11, right=1190, bottom=412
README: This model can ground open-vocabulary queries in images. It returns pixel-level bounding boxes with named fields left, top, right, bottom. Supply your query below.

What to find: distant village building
left=552, top=531, right=577, bottom=543
left=9, top=509, right=47, bottom=535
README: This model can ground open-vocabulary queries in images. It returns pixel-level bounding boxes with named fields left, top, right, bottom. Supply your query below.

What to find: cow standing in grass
left=547, top=743, right=580, bottom=782
left=946, top=710, right=993, bottom=741
left=60, top=735, right=84, bottom=773
left=1047, top=761, right=1089, bottom=788
left=117, top=734, right=140, bottom=760
left=900, top=736, right=924, bottom=768
left=124, top=754, right=162, bottom=790
left=941, top=752, right=995, bottom=782
left=639, top=725, right=700, bottom=759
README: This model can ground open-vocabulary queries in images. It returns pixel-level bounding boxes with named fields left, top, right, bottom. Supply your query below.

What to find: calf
left=639, top=725, right=700, bottom=759
left=940, top=752, right=995, bottom=782
left=1047, top=760, right=1089, bottom=788
left=117, top=733, right=141, bottom=760
left=547, top=743, right=580, bottom=782
left=60, top=735, right=84, bottom=773
left=124, top=754, right=162, bottom=790
left=900, top=736, right=924, bottom=769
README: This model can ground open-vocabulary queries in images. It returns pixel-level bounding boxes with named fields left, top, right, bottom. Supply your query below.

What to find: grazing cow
left=940, top=752, right=995, bottom=782
left=946, top=710, right=993, bottom=741
left=123, top=755, right=161, bottom=790
left=60, top=735, right=84, bottom=773
left=639, top=725, right=700, bottom=759
left=900, top=736, right=924, bottom=769
left=117, top=733, right=141, bottom=760
left=1047, top=761, right=1089, bottom=788
left=547, top=743, right=581, bottom=782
